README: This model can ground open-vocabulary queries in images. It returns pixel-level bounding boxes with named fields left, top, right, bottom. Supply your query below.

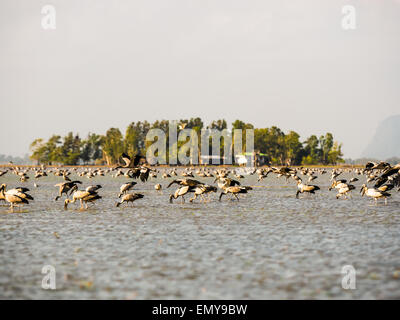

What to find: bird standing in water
left=116, top=193, right=144, bottom=207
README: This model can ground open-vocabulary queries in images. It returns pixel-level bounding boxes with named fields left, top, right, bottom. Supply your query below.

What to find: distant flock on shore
left=0, top=153, right=399, bottom=211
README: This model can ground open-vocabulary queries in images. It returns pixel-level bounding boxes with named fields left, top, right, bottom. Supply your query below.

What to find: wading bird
left=116, top=193, right=144, bottom=207
left=295, top=179, right=320, bottom=199
left=169, top=186, right=195, bottom=203
left=336, top=184, right=355, bottom=199
left=189, top=185, right=217, bottom=203
left=64, top=190, right=102, bottom=210
left=86, top=185, right=102, bottom=193
left=219, top=185, right=248, bottom=201
left=167, top=179, right=203, bottom=188
left=54, top=181, right=82, bottom=201
left=360, top=184, right=391, bottom=205
left=118, top=182, right=137, bottom=198
left=0, top=184, right=33, bottom=210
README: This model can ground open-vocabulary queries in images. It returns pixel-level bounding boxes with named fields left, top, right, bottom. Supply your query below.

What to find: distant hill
left=361, top=115, right=400, bottom=159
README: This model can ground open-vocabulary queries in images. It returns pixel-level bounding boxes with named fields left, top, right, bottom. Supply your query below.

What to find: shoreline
left=0, top=164, right=365, bottom=169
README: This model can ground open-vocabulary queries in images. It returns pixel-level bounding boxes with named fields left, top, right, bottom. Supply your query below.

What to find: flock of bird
left=0, top=153, right=399, bottom=211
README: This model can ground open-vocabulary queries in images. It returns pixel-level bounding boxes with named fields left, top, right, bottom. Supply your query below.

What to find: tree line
left=29, top=118, right=343, bottom=166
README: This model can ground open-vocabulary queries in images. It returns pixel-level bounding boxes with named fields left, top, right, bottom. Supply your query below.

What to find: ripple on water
left=0, top=172, right=400, bottom=299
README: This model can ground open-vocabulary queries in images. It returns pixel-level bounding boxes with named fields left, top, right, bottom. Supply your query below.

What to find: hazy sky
left=1, top=0, right=399, bottom=158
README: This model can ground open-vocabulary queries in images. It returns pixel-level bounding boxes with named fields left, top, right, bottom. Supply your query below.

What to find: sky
left=1, top=0, right=399, bottom=159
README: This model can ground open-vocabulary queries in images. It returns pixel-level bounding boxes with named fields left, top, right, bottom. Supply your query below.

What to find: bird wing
left=132, top=155, right=142, bottom=167
left=230, top=179, right=241, bottom=186
left=177, top=186, right=190, bottom=196
left=167, top=180, right=178, bottom=188
left=120, top=153, right=131, bottom=167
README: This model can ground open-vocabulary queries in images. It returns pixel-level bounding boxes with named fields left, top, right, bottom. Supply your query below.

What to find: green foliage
left=29, top=118, right=344, bottom=165
left=102, top=128, right=124, bottom=165
left=81, top=133, right=104, bottom=164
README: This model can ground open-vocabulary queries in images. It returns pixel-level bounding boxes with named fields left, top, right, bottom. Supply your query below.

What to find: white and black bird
left=360, top=184, right=391, bottom=205
left=115, top=153, right=142, bottom=169
left=0, top=184, right=34, bottom=210
left=118, top=182, right=137, bottom=198
left=116, top=193, right=144, bottom=207
left=64, top=190, right=102, bottom=210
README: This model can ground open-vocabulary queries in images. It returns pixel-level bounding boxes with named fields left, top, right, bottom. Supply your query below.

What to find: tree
left=284, top=131, right=303, bottom=165
left=30, top=139, right=47, bottom=164
left=102, top=128, right=124, bottom=165
left=28, top=118, right=345, bottom=166
left=59, top=132, right=81, bottom=165
left=124, top=123, right=141, bottom=158
left=320, top=133, right=333, bottom=164
left=303, top=135, right=321, bottom=165
left=328, top=141, right=344, bottom=164
left=81, top=133, right=104, bottom=164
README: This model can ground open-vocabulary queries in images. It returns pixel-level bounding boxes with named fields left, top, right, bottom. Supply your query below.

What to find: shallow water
left=1, top=169, right=400, bottom=299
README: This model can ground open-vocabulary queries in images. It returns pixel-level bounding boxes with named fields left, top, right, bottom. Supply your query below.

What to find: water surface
left=1, top=170, right=399, bottom=299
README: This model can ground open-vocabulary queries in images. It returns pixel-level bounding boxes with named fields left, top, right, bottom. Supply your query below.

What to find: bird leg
left=189, top=194, right=197, bottom=203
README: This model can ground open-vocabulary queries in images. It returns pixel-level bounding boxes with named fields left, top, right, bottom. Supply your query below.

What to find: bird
left=167, top=179, right=203, bottom=188
left=365, top=161, right=391, bottom=171
left=149, top=171, right=158, bottom=179
left=154, top=184, right=162, bottom=191
left=115, top=153, right=142, bottom=169
left=0, top=184, right=33, bottom=210
left=308, top=175, right=317, bottom=182
left=329, top=179, right=347, bottom=191
left=118, top=182, right=137, bottom=198
left=64, top=190, right=102, bottom=210
left=214, top=177, right=241, bottom=189
left=189, top=185, right=217, bottom=203
left=116, top=193, right=144, bottom=207
left=169, top=186, right=195, bottom=203
left=336, top=184, right=355, bottom=199
left=86, top=185, right=102, bottom=193
left=162, top=172, right=171, bottom=179
left=360, top=184, right=391, bottom=205
left=219, top=185, right=248, bottom=201
left=372, top=163, right=400, bottom=188
left=139, top=166, right=151, bottom=182
left=295, top=179, right=320, bottom=198
left=54, top=181, right=82, bottom=201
